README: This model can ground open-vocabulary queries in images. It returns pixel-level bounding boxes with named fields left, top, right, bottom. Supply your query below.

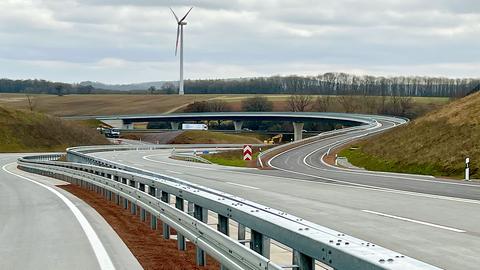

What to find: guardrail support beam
left=175, top=197, right=187, bottom=251
left=161, top=191, right=171, bottom=239
left=250, top=229, right=270, bottom=259
left=218, top=214, right=230, bottom=270
left=218, top=214, right=229, bottom=236
left=293, top=250, right=314, bottom=270
left=194, top=204, right=208, bottom=266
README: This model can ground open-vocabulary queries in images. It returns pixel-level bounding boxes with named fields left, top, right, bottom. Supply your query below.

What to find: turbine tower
left=171, top=7, right=193, bottom=95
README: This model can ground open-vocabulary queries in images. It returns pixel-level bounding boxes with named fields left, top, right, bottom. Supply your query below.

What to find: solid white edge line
left=3, top=163, right=116, bottom=270
left=226, top=182, right=260, bottom=190
left=361, top=210, right=466, bottom=233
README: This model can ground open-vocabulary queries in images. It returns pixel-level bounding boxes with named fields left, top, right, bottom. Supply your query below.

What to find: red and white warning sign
left=243, top=144, right=253, bottom=161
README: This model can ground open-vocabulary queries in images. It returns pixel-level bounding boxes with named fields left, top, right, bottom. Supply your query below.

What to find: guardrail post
left=218, top=214, right=230, bottom=270
left=175, top=197, right=187, bottom=251
left=292, top=250, right=314, bottom=270
left=161, top=191, right=171, bottom=239
left=250, top=229, right=270, bottom=259
left=194, top=204, right=208, bottom=266
left=218, top=214, right=229, bottom=235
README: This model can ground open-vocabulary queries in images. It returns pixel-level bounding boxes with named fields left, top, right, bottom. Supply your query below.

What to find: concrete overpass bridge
left=95, top=112, right=376, bottom=141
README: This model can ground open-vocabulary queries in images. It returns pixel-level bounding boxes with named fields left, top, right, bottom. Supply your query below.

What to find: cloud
left=0, top=0, right=479, bottom=83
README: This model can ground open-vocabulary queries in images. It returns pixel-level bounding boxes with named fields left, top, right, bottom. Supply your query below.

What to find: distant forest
left=185, top=73, right=480, bottom=97
left=1, top=73, right=479, bottom=97
left=0, top=79, right=97, bottom=95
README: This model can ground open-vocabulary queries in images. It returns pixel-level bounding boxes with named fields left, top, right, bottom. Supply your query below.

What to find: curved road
left=269, top=119, right=480, bottom=201
left=90, top=125, right=480, bottom=270
left=0, top=154, right=142, bottom=270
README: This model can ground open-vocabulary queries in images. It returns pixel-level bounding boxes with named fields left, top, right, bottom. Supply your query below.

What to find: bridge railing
left=16, top=141, right=440, bottom=270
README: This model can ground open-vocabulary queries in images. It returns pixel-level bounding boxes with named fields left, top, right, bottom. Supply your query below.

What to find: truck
left=182, top=123, right=208, bottom=130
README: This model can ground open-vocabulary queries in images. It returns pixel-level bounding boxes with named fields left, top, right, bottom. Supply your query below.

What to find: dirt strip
left=59, top=184, right=220, bottom=270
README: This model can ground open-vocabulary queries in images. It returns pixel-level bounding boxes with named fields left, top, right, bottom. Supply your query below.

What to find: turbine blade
left=175, top=25, right=180, bottom=56
left=179, top=7, right=193, bottom=22
left=170, top=7, right=179, bottom=23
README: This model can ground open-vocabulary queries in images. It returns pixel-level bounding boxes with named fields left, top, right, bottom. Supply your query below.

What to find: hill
left=0, top=107, right=109, bottom=152
left=340, top=91, right=480, bottom=179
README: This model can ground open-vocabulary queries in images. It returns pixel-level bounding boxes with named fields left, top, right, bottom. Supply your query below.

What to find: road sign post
left=243, top=145, right=252, bottom=161
left=465, top=157, right=470, bottom=181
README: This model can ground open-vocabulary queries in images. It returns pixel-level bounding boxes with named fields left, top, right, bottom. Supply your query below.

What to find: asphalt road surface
left=90, top=121, right=480, bottom=270
left=0, top=154, right=142, bottom=270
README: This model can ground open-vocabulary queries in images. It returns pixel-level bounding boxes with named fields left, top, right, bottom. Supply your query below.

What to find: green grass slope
left=0, top=107, right=109, bottom=152
left=340, top=92, right=480, bottom=179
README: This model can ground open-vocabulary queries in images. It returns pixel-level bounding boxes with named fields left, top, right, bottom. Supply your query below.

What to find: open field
left=339, top=91, right=480, bottom=179
left=0, top=93, right=449, bottom=117
left=0, top=106, right=109, bottom=152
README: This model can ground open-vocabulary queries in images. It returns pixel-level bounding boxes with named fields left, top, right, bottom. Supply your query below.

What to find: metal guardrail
left=28, top=141, right=441, bottom=270
left=18, top=156, right=281, bottom=270
left=171, top=152, right=213, bottom=164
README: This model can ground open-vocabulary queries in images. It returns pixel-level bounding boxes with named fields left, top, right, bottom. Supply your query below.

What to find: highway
left=89, top=120, right=480, bottom=270
left=0, top=154, right=142, bottom=270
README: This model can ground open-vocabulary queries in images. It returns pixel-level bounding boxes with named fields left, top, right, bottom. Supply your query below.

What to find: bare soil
left=59, top=184, right=220, bottom=270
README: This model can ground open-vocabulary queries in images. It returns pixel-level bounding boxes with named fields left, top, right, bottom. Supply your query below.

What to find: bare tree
left=25, top=94, right=35, bottom=111
left=242, top=96, right=273, bottom=112
left=208, top=100, right=231, bottom=112
left=288, top=95, right=312, bottom=112
left=314, top=96, right=331, bottom=112
left=337, top=95, right=359, bottom=113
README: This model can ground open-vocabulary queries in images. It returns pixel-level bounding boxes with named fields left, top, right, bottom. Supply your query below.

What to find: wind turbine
left=171, top=7, right=193, bottom=95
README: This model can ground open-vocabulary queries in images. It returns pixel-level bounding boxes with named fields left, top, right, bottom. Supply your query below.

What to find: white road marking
left=3, top=163, right=116, bottom=270
left=165, top=170, right=183, bottom=175
left=226, top=182, right=260, bottom=190
left=142, top=153, right=480, bottom=205
left=362, top=210, right=466, bottom=233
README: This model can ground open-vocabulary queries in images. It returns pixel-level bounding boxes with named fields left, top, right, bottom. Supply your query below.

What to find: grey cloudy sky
left=1, top=0, right=479, bottom=83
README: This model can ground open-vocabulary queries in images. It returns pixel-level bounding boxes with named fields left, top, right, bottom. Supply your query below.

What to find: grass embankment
left=0, top=106, right=109, bottom=152
left=169, top=131, right=263, bottom=144
left=203, top=147, right=265, bottom=167
left=339, top=91, right=480, bottom=179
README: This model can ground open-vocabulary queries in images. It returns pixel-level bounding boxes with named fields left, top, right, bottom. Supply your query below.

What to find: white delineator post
left=243, top=145, right=252, bottom=161
left=465, top=157, right=470, bottom=181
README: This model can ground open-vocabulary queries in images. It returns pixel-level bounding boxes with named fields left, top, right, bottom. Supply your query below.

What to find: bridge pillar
left=250, top=229, right=270, bottom=259
left=233, top=120, right=243, bottom=132
left=293, top=250, right=315, bottom=270
left=123, top=122, right=134, bottom=130
left=194, top=204, right=208, bottom=266
left=161, top=191, right=171, bottom=239
left=170, top=122, right=180, bottom=130
left=292, top=122, right=304, bottom=141
left=175, top=197, right=187, bottom=251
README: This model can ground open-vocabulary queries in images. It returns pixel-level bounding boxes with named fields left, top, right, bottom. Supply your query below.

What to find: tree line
left=0, top=79, right=96, bottom=95
left=185, top=73, right=480, bottom=98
